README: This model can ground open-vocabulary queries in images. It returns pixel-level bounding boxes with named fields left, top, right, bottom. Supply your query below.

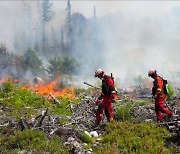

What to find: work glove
left=95, top=99, right=102, bottom=106
left=112, top=99, right=116, bottom=103
left=111, top=93, right=117, bottom=103
left=153, top=95, right=158, bottom=99
left=112, top=93, right=117, bottom=99
left=98, top=94, right=103, bottom=100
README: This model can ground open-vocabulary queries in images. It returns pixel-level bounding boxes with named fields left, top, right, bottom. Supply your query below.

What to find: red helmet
left=95, top=68, right=103, bottom=77
left=148, top=69, right=156, bottom=77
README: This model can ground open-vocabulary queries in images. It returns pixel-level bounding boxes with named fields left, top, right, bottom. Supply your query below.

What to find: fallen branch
left=20, top=117, right=30, bottom=130
left=49, top=93, right=61, bottom=106
left=35, top=109, right=48, bottom=127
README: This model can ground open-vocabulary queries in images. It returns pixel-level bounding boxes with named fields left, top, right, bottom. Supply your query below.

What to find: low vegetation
left=114, top=98, right=150, bottom=121
left=0, top=129, right=69, bottom=154
left=0, top=80, right=178, bottom=153
left=166, top=83, right=174, bottom=101
left=0, top=80, right=82, bottom=118
left=93, top=121, right=172, bottom=154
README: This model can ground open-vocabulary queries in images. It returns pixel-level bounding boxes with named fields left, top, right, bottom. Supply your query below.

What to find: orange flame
left=23, top=81, right=75, bottom=99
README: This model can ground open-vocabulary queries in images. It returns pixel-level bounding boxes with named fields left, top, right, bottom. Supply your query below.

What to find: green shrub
left=1, top=80, right=14, bottom=93
left=83, top=144, right=92, bottom=150
left=114, top=99, right=149, bottom=121
left=81, top=131, right=93, bottom=143
left=93, top=121, right=171, bottom=154
left=114, top=99, right=134, bottom=121
left=53, top=96, right=81, bottom=115
left=134, top=100, right=148, bottom=106
left=166, top=84, right=174, bottom=101
left=115, top=104, right=133, bottom=121
left=0, top=129, right=69, bottom=153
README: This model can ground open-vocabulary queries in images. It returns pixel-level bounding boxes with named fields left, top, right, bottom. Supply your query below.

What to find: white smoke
left=0, top=1, right=180, bottom=87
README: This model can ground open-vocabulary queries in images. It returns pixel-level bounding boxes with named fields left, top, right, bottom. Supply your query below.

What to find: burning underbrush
left=22, top=79, right=75, bottom=99
left=0, top=79, right=179, bottom=153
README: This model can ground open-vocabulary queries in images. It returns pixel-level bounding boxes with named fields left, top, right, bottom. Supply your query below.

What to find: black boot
left=91, top=121, right=100, bottom=129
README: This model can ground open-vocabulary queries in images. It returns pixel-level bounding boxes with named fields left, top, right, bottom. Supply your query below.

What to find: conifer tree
left=65, top=0, right=72, bottom=53
left=41, top=0, right=55, bottom=54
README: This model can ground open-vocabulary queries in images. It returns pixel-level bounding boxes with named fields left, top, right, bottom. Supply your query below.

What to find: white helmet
left=148, top=69, right=156, bottom=77
left=95, top=68, right=103, bottom=77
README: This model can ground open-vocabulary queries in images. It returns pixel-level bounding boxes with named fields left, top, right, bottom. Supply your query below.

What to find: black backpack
left=152, top=77, right=168, bottom=95
left=162, top=78, right=168, bottom=95
left=102, top=73, right=117, bottom=95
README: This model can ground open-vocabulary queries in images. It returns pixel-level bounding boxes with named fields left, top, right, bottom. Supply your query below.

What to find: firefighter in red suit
left=94, top=69, right=117, bottom=124
left=148, top=69, right=172, bottom=122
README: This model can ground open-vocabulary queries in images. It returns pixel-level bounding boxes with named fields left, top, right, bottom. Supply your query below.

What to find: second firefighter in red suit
left=148, top=69, right=172, bottom=122
left=94, top=69, right=117, bottom=124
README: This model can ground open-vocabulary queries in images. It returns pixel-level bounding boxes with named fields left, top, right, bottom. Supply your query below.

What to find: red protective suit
left=96, top=74, right=117, bottom=123
left=153, top=76, right=172, bottom=122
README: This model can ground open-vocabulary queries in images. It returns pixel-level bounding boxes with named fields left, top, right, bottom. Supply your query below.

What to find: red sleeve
left=155, top=76, right=163, bottom=95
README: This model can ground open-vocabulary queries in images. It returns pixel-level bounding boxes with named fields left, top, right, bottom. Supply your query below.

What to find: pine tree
left=50, top=26, right=58, bottom=57
left=94, top=5, right=96, bottom=20
left=60, top=25, right=65, bottom=54
left=24, top=48, right=43, bottom=71
left=26, top=4, right=33, bottom=48
left=65, top=0, right=72, bottom=53
left=21, top=2, right=34, bottom=51
left=41, top=0, right=55, bottom=54
left=35, top=0, right=43, bottom=52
